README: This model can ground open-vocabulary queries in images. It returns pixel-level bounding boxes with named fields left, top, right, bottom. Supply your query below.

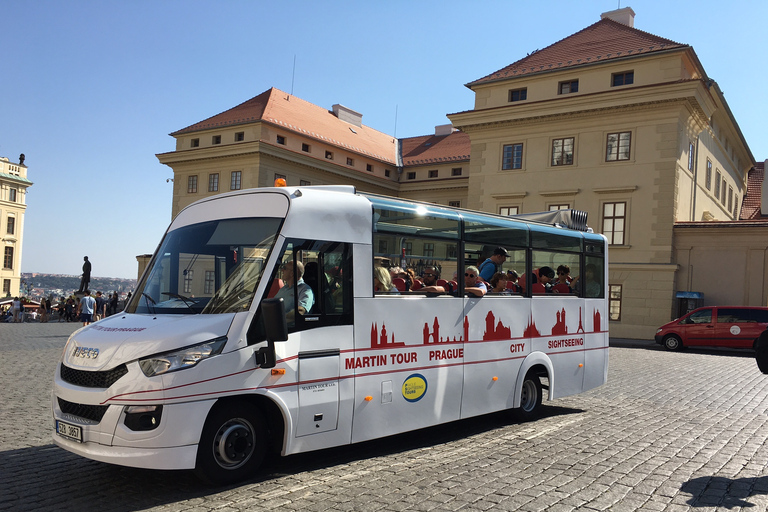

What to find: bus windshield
left=128, top=217, right=282, bottom=315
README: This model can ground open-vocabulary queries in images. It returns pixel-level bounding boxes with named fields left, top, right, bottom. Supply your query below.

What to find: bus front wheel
left=195, top=402, right=267, bottom=484
left=512, top=371, right=542, bottom=422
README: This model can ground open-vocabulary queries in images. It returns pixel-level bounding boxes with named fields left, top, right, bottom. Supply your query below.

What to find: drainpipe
left=691, top=137, right=699, bottom=221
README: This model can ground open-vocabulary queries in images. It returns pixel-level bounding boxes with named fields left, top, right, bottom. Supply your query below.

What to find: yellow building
left=157, top=7, right=759, bottom=339
left=448, top=7, right=754, bottom=337
left=0, top=154, right=32, bottom=298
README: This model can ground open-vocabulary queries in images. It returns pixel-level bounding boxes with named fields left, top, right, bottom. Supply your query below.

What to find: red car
left=655, top=306, right=768, bottom=351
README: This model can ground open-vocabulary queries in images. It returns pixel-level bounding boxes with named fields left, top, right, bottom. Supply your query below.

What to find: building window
left=187, top=175, right=198, bottom=194
left=609, top=285, right=622, bottom=321
left=4, top=247, right=13, bottom=269
left=727, top=186, right=733, bottom=212
left=183, top=269, right=193, bottom=294
left=302, top=143, right=311, bottom=153
left=606, top=132, right=631, bottom=161
left=508, top=88, right=527, bottom=102
left=2, top=279, right=9, bottom=295
left=346, top=157, right=354, bottom=166
left=611, top=71, right=634, bottom=87
left=705, top=159, right=712, bottom=190
left=714, top=170, right=721, bottom=198
left=300, top=180, right=311, bottom=186
left=8, top=189, right=17, bottom=202
left=549, top=204, right=570, bottom=211
left=407, top=172, right=416, bottom=180
left=366, top=164, right=373, bottom=172
left=687, top=141, right=695, bottom=172
left=385, top=169, right=391, bottom=177
left=733, top=195, right=739, bottom=218
left=235, top=132, right=244, bottom=142
left=551, top=138, right=574, bottom=166
left=448, top=200, right=461, bottom=208
left=602, top=202, right=626, bottom=245
left=191, top=138, right=200, bottom=148
left=558, top=80, right=579, bottom=94
left=721, top=179, right=727, bottom=204
left=204, top=271, right=215, bottom=294
left=212, top=135, right=221, bottom=145
left=502, top=143, right=524, bottom=170
left=208, top=173, right=219, bottom=192
left=452, top=167, right=462, bottom=176
left=423, top=243, right=435, bottom=257
left=499, top=206, right=519, bottom=216
left=325, top=151, right=333, bottom=160
left=429, top=170, right=438, bottom=178
left=6, top=217, right=14, bottom=235
left=230, top=171, right=242, bottom=190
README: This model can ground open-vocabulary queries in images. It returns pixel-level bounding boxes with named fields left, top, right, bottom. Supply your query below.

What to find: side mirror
left=255, top=298, right=288, bottom=369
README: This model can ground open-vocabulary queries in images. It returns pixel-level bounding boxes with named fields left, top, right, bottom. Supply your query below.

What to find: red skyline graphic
left=484, top=311, right=512, bottom=341
left=371, top=306, right=604, bottom=348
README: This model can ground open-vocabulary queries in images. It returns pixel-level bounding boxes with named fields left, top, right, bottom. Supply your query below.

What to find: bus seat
left=552, top=283, right=571, bottom=294
left=267, top=278, right=284, bottom=298
left=392, top=277, right=406, bottom=292
left=532, top=283, right=546, bottom=294
left=437, top=279, right=448, bottom=287
left=410, top=280, right=422, bottom=291
left=449, top=281, right=458, bottom=292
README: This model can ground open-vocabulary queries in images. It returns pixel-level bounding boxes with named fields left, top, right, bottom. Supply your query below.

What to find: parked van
left=655, top=306, right=768, bottom=351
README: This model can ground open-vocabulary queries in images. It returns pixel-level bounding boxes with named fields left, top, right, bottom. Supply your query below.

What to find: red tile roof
left=469, top=18, right=686, bottom=86
left=401, top=131, right=470, bottom=166
left=740, top=162, right=765, bottom=220
left=172, top=88, right=399, bottom=164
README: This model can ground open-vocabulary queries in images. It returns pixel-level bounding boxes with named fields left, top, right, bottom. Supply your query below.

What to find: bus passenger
left=537, top=266, right=556, bottom=292
left=464, top=266, right=487, bottom=297
left=571, top=263, right=600, bottom=297
left=275, top=260, right=314, bottom=323
left=506, top=270, right=522, bottom=293
left=489, top=272, right=511, bottom=294
left=374, top=267, right=399, bottom=294
left=418, top=266, right=446, bottom=294
left=478, top=247, right=508, bottom=281
left=556, top=265, right=572, bottom=286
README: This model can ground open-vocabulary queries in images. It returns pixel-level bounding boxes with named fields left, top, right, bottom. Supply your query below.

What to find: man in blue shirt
left=478, top=247, right=508, bottom=282
left=274, top=260, right=314, bottom=327
left=77, top=290, right=96, bottom=326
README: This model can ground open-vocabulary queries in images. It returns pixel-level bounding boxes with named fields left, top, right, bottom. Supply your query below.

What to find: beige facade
left=156, top=8, right=760, bottom=339
left=0, top=155, right=31, bottom=298
left=446, top=10, right=753, bottom=338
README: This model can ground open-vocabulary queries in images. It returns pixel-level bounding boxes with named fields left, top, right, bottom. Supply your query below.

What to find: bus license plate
left=56, top=420, right=82, bottom=443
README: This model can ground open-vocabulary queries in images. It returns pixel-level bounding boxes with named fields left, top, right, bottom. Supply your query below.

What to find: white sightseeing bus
left=52, top=185, right=609, bottom=483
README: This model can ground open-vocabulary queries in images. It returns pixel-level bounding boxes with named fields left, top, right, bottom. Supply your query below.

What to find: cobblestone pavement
left=3, top=323, right=768, bottom=511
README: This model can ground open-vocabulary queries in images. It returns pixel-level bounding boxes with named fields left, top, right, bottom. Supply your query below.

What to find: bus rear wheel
left=512, top=371, right=542, bottom=422
left=195, top=402, right=267, bottom=484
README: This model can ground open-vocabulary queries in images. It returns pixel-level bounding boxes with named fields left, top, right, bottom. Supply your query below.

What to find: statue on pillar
left=78, top=256, right=91, bottom=293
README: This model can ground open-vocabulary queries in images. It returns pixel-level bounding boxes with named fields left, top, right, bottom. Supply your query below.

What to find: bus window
left=373, top=233, right=458, bottom=293
left=531, top=250, right=580, bottom=295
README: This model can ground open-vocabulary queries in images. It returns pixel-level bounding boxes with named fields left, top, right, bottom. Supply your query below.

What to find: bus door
left=273, top=240, right=354, bottom=438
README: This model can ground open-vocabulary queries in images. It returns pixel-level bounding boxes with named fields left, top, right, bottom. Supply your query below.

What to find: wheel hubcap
left=213, top=419, right=255, bottom=469
left=521, top=379, right=537, bottom=412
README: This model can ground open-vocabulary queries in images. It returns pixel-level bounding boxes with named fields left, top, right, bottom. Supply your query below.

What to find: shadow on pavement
left=681, top=475, right=768, bottom=508
left=610, top=338, right=756, bottom=359
left=0, top=405, right=583, bottom=511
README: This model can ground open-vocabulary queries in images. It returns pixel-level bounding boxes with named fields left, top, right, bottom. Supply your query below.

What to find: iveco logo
left=72, top=347, right=99, bottom=359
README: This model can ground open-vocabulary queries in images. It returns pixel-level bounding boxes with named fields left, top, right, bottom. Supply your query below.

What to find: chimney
left=435, top=124, right=454, bottom=137
left=332, top=104, right=363, bottom=127
left=762, top=159, right=768, bottom=216
left=600, top=6, right=635, bottom=27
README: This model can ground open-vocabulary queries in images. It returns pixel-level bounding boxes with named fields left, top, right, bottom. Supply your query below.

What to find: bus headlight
left=139, top=337, right=227, bottom=377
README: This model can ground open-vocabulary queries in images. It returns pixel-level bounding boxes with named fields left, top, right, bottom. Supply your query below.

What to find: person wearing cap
left=478, top=247, right=508, bottom=282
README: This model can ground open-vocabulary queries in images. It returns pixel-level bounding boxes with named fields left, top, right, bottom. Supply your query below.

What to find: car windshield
left=127, top=218, right=282, bottom=315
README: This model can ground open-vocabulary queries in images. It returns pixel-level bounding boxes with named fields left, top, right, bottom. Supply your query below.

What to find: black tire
left=755, top=329, right=768, bottom=374
left=663, top=334, right=683, bottom=351
left=512, top=371, right=543, bottom=422
left=195, top=402, right=267, bottom=484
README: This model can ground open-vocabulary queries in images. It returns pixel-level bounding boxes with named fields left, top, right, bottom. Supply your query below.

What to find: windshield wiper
left=142, top=292, right=156, bottom=314
left=161, top=292, right=198, bottom=313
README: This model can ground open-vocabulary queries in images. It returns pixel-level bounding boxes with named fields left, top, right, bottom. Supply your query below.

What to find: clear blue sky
left=2, top=0, right=765, bottom=279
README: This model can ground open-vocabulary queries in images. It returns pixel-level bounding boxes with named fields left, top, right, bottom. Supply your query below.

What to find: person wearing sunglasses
left=464, top=265, right=487, bottom=297
left=419, top=265, right=446, bottom=294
